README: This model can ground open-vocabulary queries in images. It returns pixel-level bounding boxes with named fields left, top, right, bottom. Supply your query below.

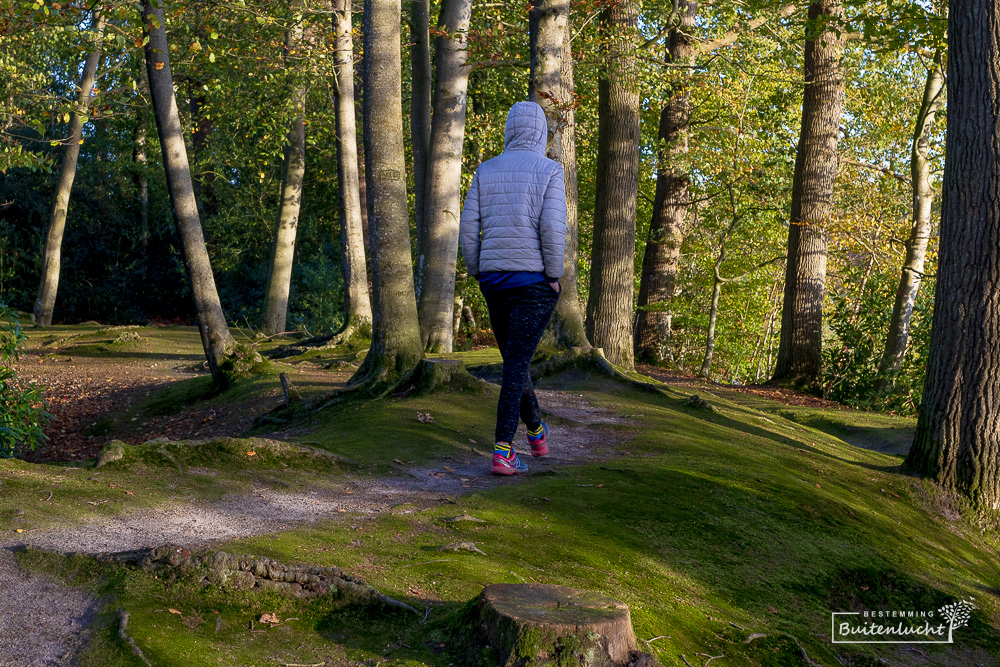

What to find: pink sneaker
left=491, top=450, right=529, bottom=475
left=527, top=422, right=548, bottom=457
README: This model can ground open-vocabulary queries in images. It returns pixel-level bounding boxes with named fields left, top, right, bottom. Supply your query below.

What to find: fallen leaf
left=125, top=490, right=134, bottom=496
left=444, top=466, right=455, bottom=472
left=768, top=606, right=778, bottom=614
left=468, top=438, right=477, bottom=444
left=246, top=451, right=256, bottom=457
left=15, top=529, right=23, bottom=533
left=259, top=613, right=280, bottom=625
left=169, top=608, right=182, bottom=616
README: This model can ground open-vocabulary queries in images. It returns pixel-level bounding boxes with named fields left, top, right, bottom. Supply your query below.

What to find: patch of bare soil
left=14, top=351, right=348, bottom=463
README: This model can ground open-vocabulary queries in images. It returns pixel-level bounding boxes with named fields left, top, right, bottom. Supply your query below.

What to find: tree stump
left=465, top=583, right=659, bottom=666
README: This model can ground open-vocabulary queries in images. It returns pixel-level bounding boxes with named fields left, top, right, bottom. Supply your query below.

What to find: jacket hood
left=504, top=101, right=549, bottom=154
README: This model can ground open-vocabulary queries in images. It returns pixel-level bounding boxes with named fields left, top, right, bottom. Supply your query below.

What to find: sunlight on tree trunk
left=586, top=0, right=640, bottom=370
left=634, top=1, right=697, bottom=366
left=418, top=0, right=473, bottom=353
left=34, top=8, right=106, bottom=327
left=772, top=1, right=845, bottom=390
left=143, top=0, right=235, bottom=381
left=876, top=49, right=945, bottom=391
left=262, top=18, right=308, bottom=336
left=351, top=0, right=423, bottom=389
left=529, top=0, right=589, bottom=349
left=332, top=0, right=372, bottom=340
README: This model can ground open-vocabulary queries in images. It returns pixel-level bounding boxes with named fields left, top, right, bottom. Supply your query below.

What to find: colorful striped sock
left=528, top=424, right=544, bottom=438
left=494, top=442, right=513, bottom=458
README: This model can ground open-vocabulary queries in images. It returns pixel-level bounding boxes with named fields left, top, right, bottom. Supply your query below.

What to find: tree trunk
left=876, top=50, right=945, bottom=389
left=585, top=0, right=640, bottom=370
left=261, top=21, right=308, bottom=336
left=771, top=1, right=845, bottom=390
left=332, top=0, right=373, bottom=338
left=904, top=1, right=1000, bottom=513
left=33, top=8, right=106, bottom=327
left=411, top=0, right=432, bottom=293
left=417, top=0, right=473, bottom=353
left=352, top=0, right=423, bottom=388
left=634, top=1, right=698, bottom=365
left=529, top=0, right=589, bottom=349
left=143, top=0, right=235, bottom=380
left=133, top=58, right=150, bottom=250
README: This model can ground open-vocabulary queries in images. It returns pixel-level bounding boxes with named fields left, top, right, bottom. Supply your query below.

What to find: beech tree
left=142, top=0, right=235, bottom=380
left=331, top=0, right=372, bottom=339
left=634, top=1, right=697, bottom=365
left=586, top=0, right=640, bottom=370
left=351, top=0, right=423, bottom=388
left=904, top=0, right=1000, bottom=513
left=33, top=7, right=106, bottom=327
left=876, top=49, right=945, bottom=389
left=772, top=1, right=846, bottom=389
left=261, top=16, right=308, bottom=336
left=528, top=0, right=589, bottom=349
left=417, top=0, right=473, bottom=353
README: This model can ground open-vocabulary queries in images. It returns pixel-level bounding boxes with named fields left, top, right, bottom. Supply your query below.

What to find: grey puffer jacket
left=459, top=101, right=567, bottom=279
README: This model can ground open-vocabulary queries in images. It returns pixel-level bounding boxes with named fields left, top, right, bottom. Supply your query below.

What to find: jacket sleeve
left=539, top=164, right=567, bottom=279
left=459, top=171, right=482, bottom=277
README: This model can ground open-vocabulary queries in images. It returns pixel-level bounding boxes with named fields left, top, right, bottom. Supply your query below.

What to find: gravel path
left=0, top=388, right=635, bottom=665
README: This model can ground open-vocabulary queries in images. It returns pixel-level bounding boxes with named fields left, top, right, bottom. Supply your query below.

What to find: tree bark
left=262, top=20, right=308, bottom=336
left=33, top=8, right=106, bottom=327
left=585, top=0, right=640, bottom=370
left=634, top=1, right=697, bottom=365
left=904, top=1, right=1000, bottom=513
left=143, top=0, right=235, bottom=380
left=352, top=0, right=423, bottom=388
left=411, top=0, right=432, bottom=293
left=771, top=1, right=845, bottom=390
left=332, top=0, right=373, bottom=338
left=876, top=49, right=945, bottom=389
left=529, top=0, right=589, bottom=349
left=417, top=0, right=473, bottom=353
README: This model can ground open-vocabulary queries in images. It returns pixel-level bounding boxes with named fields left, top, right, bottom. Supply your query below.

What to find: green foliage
left=0, top=303, right=53, bottom=456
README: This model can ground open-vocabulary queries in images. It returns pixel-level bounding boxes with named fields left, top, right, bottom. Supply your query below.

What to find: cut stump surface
left=469, top=583, right=659, bottom=666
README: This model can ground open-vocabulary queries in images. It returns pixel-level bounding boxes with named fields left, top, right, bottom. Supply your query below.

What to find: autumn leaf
left=168, top=608, right=182, bottom=616
left=259, top=613, right=280, bottom=625
left=155, top=62, right=164, bottom=70
left=246, top=451, right=256, bottom=457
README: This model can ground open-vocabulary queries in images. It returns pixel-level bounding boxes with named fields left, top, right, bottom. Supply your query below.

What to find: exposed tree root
left=118, top=608, right=152, bottom=666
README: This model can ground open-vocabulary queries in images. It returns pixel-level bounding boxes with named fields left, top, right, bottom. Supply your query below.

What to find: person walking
left=459, top=101, right=567, bottom=475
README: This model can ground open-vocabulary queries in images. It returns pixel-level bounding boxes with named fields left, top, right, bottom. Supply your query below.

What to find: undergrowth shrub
left=0, top=303, right=53, bottom=456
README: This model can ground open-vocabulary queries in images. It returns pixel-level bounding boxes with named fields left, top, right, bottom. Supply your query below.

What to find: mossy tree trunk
left=332, top=0, right=373, bottom=338
left=143, top=0, right=235, bottom=381
left=262, top=16, right=308, bottom=336
left=772, top=1, right=845, bottom=390
left=351, top=0, right=423, bottom=388
left=876, top=49, right=945, bottom=390
left=34, top=8, right=106, bottom=327
left=586, top=0, right=640, bottom=371
left=905, top=1, right=1000, bottom=514
left=417, top=0, right=473, bottom=353
left=634, top=1, right=697, bottom=365
left=529, top=0, right=590, bottom=350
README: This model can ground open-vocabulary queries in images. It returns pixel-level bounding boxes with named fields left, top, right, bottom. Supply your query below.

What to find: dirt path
left=0, top=388, right=635, bottom=666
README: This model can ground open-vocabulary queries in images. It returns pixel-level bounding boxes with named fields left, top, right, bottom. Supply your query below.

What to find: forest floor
left=2, top=324, right=999, bottom=666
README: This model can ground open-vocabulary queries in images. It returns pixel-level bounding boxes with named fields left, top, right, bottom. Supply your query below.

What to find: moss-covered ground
left=7, top=326, right=1000, bottom=666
